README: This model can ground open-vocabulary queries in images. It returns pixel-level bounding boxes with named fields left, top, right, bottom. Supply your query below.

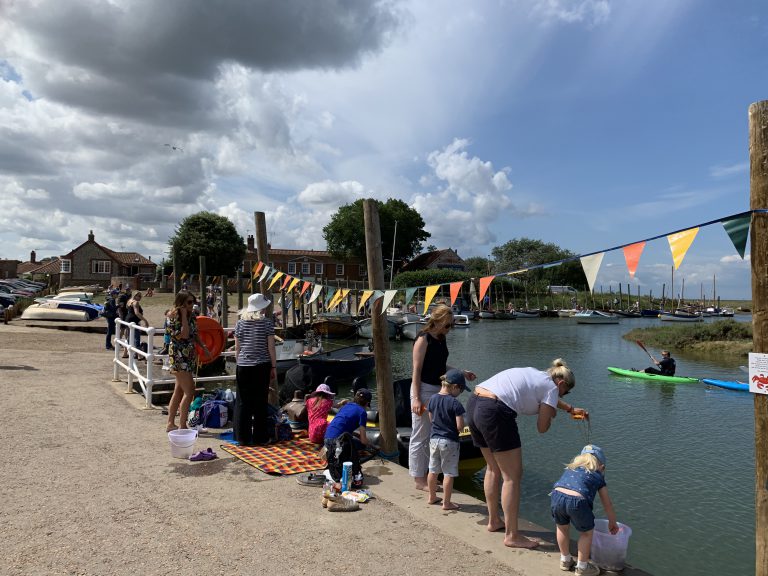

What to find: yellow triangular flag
left=423, top=285, right=440, bottom=314
left=667, top=228, right=699, bottom=270
left=286, top=277, right=300, bottom=293
left=268, top=271, right=284, bottom=289
left=358, top=290, right=374, bottom=313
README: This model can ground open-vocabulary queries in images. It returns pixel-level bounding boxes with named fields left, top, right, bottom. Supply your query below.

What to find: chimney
left=88, top=230, right=94, bottom=242
left=247, top=235, right=255, bottom=251
left=30, top=250, right=36, bottom=263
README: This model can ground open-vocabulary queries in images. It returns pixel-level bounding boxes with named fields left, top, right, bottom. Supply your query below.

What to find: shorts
left=428, top=438, right=460, bottom=477
left=550, top=490, right=595, bottom=532
left=467, top=394, right=521, bottom=452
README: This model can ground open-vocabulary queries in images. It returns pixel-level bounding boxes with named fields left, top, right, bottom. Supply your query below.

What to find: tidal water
left=359, top=315, right=755, bottom=576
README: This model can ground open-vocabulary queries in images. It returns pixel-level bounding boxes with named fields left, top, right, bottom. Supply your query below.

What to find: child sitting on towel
left=550, top=445, right=619, bottom=576
left=323, top=388, right=372, bottom=488
left=426, top=369, right=468, bottom=510
left=305, top=383, right=348, bottom=444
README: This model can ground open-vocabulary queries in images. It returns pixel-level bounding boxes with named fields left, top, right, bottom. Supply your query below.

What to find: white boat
left=574, top=310, right=620, bottom=324
left=453, top=314, right=471, bottom=328
left=356, top=317, right=399, bottom=339
left=274, top=339, right=322, bottom=376
left=557, top=309, right=578, bottom=317
left=477, top=311, right=495, bottom=319
left=400, top=321, right=426, bottom=340
left=659, top=311, right=704, bottom=322
left=21, top=303, right=90, bottom=322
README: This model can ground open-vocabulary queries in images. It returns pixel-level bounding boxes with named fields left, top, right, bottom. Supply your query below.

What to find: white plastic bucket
left=591, top=519, right=632, bottom=571
left=168, top=429, right=198, bottom=459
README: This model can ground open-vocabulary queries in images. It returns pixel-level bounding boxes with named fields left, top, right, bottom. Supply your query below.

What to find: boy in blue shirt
left=324, top=388, right=372, bottom=487
left=426, top=369, right=469, bottom=510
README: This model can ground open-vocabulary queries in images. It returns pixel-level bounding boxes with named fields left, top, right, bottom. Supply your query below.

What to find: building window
left=315, top=263, right=323, bottom=275
left=359, top=264, right=366, bottom=277
left=60, top=259, right=71, bottom=273
left=336, top=264, right=344, bottom=276
left=92, top=260, right=111, bottom=274
left=287, top=262, right=296, bottom=274
left=301, top=262, right=310, bottom=275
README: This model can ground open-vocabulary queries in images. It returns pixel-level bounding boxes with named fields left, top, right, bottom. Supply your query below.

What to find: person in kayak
left=644, top=350, right=676, bottom=376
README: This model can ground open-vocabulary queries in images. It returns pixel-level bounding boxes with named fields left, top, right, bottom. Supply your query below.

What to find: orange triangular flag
left=299, top=281, right=311, bottom=297
left=622, top=242, right=646, bottom=278
left=253, top=262, right=263, bottom=276
left=423, top=285, right=440, bottom=314
left=478, top=276, right=494, bottom=304
left=449, top=282, right=463, bottom=306
left=667, top=228, right=699, bottom=270
left=280, top=275, right=292, bottom=290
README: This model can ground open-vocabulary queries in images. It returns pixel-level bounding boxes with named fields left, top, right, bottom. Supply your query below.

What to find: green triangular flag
left=404, top=287, right=417, bottom=306
left=722, top=215, right=750, bottom=259
left=324, top=287, right=337, bottom=307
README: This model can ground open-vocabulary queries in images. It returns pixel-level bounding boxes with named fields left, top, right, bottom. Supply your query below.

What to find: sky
left=1, top=0, right=766, bottom=299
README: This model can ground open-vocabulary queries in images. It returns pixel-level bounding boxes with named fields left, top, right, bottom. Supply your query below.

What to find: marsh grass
left=624, top=319, right=752, bottom=359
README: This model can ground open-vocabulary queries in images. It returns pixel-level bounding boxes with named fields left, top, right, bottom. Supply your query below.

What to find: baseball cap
left=355, top=388, right=373, bottom=405
left=581, top=444, right=606, bottom=465
left=444, top=368, right=470, bottom=392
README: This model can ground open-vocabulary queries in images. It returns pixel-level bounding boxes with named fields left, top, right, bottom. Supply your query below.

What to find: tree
left=491, top=238, right=586, bottom=290
left=169, top=212, right=245, bottom=277
left=463, top=256, right=494, bottom=277
left=323, top=198, right=430, bottom=267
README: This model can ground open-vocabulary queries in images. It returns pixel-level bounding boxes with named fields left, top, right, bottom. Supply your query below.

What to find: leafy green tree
left=392, top=268, right=471, bottom=288
left=169, top=212, right=245, bottom=276
left=323, top=198, right=430, bottom=267
left=492, top=238, right=586, bottom=290
left=462, top=256, right=494, bottom=277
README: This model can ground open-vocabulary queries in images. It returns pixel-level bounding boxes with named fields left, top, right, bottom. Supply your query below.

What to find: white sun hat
left=246, top=293, right=271, bottom=312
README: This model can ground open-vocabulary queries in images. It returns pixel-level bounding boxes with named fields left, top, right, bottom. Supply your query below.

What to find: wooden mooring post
left=749, top=99, right=768, bottom=576
left=363, top=199, right=397, bottom=456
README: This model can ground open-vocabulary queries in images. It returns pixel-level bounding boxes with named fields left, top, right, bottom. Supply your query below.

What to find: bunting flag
left=667, top=227, right=699, bottom=270
left=449, top=281, right=463, bottom=306
left=380, top=290, right=398, bottom=314
left=268, top=271, right=284, bottom=289
left=287, top=277, right=300, bottom=293
left=478, top=276, right=494, bottom=305
left=622, top=242, right=646, bottom=278
left=180, top=273, right=187, bottom=281
left=370, top=290, right=385, bottom=304
left=280, top=275, right=292, bottom=290
left=257, top=266, right=271, bottom=283
left=324, top=287, right=337, bottom=307
left=212, top=276, right=219, bottom=284
left=580, top=252, right=605, bottom=293
left=722, top=215, right=750, bottom=259
left=423, top=285, right=440, bottom=314
left=253, top=262, right=263, bottom=276
left=404, top=287, right=417, bottom=307
left=469, top=281, right=478, bottom=308
left=299, top=281, right=311, bottom=297
left=329, top=289, right=347, bottom=310
left=247, top=280, right=252, bottom=291
left=308, top=284, right=323, bottom=304
left=358, top=290, right=374, bottom=312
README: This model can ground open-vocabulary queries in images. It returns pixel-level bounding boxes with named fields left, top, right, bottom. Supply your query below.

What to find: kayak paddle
left=636, top=340, right=657, bottom=363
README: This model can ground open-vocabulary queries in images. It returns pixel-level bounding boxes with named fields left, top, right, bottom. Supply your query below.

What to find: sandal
left=189, top=448, right=218, bottom=462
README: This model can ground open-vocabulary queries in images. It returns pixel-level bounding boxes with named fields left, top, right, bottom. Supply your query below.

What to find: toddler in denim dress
left=550, top=445, right=619, bottom=576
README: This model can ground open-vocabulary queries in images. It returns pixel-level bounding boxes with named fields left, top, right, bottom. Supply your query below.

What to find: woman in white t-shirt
left=467, top=359, right=588, bottom=549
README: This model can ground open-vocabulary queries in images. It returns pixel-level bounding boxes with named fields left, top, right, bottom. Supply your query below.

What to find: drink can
left=341, top=461, right=353, bottom=491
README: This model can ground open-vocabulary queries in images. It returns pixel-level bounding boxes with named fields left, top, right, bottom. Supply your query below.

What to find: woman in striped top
left=234, top=293, right=277, bottom=446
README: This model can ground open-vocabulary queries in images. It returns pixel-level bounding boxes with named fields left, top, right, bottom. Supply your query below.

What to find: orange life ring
left=195, top=316, right=226, bottom=365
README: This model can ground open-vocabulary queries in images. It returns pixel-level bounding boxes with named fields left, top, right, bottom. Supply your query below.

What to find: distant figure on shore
left=551, top=445, right=619, bottom=576
left=305, top=383, right=347, bottom=444
left=644, top=350, right=675, bottom=376
left=102, top=290, right=118, bottom=350
left=166, top=291, right=209, bottom=432
left=145, top=287, right=154, bottom=297
left=124, top=291, right=147, bottom=356
left=116, top=289, right=130, bottom=345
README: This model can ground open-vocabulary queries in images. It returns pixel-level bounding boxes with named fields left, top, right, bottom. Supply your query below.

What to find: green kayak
left=607, top=367, right=699, bottom=384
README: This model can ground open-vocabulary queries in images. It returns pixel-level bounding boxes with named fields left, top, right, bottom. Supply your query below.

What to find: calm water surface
left=362, top=315, right=754, bottom=576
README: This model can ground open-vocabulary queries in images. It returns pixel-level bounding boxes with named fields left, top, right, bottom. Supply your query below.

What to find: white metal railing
left=113, top=319, right=235, bottom=409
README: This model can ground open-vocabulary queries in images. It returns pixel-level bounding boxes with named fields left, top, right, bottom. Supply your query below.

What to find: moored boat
left=477, top=311, right=495, bottom=319
left=494, top=311, right=515, bottom=319
left=574, top=310, right=619, bottom=324
left=513, top=309, right=540, bottom=318
left=298, top=344, right=375, bottom=384
left=659, top=311, right=704, bottom=322
left=356, top=317, right=399, bottom=339
left=607, top=367, right=699, bottom=384
left=274, top=339, right=322, bottom=377
left=453, top=314, right=471, bottom=328
left=400, top=321, right=426, bottom=340
left=311, top=313, right=358, bottom=339
left=21, top=303, right=90, bottom=322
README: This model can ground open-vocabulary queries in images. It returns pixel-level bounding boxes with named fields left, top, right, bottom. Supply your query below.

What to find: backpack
left=266, top=405, right=293, bottom=443
left=325, top=432, right=362, bottom=483
left=199, top=400, right=229, bottom=428
left=102, top=299, right=118, bottom=320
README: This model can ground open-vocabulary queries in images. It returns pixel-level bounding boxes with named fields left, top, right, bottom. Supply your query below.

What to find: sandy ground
left=0, top=295, right=648, bottom=576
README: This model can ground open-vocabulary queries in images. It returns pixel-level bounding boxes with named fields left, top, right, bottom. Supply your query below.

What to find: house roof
left=245, top=247, right=361, bottom=262
left=400, top=249, right=452, bottom=271
left=62, top=238, right=155, bottom=267
left=18, top=257, right=61, bottom=275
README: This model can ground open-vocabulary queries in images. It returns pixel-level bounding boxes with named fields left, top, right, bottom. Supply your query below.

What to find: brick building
left=398, top=248, right=466, bottom=272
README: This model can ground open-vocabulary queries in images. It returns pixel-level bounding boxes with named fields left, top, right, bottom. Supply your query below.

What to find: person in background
left=102, top=289, right=118, bottom=350
left=323, top=388, right=372, bottom=488
left=305, top=383, right=348, bottom=445
left=426, top=369, right=468, bottom=511
left=145, top=287, right=154, bottom=297
left=116, top=288, right=131, bottom=353
left=166, top=291, right=210, bottom=432
left=410, top=304, right=476, bottom=491
left=467, top=359, right=588, bottom=549
left=125, top=291, right=147, bottom=355
left=234, top=293, right=276, bottom=446
left=158, top=309, right=172, bottom=356
left=643, top=350, right=676, bottom=376
left=551, top=445, right=619, bottom=576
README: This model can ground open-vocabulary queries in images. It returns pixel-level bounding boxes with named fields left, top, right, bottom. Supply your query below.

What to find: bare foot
left=415, top=484, right=429, bottom=492
left=487, top=522, right=505, bottom=533
left=428, top=497, right=442, bottom=505
left=442, top=502, right=460, bottom=511
left=503, top=535, right=539, bottom=549
left=166, top=424, right=179, bottom=432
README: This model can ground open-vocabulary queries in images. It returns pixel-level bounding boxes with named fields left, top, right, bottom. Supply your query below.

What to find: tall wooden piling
left=749, top=100, right=768, bottom=576
left=199, top=256, right=206, bottom=300
left=363, top=199, right=397, bottom=456
left=172, top=248, right=180, bottom=294
left=254, top=212, right=272, bottom=317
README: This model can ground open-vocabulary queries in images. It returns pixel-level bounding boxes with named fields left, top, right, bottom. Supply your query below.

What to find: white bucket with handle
left=168, top=429, right=198, bottom=459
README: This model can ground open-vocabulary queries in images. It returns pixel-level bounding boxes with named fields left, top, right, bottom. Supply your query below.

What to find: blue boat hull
left=702, top=378, right=749, bottom=392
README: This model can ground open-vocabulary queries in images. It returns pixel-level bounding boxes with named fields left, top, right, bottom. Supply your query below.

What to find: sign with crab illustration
left=748, top=352, right=768, bottom=395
